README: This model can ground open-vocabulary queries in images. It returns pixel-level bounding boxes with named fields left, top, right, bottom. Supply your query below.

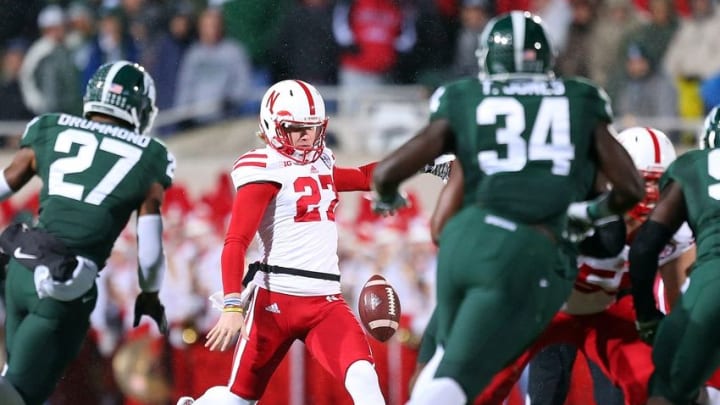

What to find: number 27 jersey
left=231, top=146, right=341, bottom=296
left=21, top=113, right=175, bottom=267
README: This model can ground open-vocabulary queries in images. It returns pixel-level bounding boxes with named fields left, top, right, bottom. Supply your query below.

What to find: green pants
left=651, top=259, right=720, bottom=404
left=3, top=259, right=97, bottom=405
left=433, top=206, right=575, bottom=400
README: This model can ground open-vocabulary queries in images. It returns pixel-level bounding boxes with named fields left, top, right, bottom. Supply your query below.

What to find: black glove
left=635, top=309, right=665, bottom=345
left=133, top=291, right=168, bottom=336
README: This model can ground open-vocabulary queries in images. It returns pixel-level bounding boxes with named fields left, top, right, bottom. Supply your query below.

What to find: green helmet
left=700, top=106, right=720, bottom=149
left=83, top=60, right=158, bottom=134
left=477, top=11, right=555, bottom=76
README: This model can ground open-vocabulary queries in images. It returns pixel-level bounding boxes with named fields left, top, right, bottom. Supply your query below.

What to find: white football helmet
left=616, top=127, right=676, bottom=220
left=259, top=79, right=328, bottom=164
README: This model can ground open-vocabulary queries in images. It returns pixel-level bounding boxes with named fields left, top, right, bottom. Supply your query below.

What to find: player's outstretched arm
left=0, top=147, right=36, bottom=201
left=430, top=160, right=463, bottom=245
left=134, top=182, right=169, bottom=335
left=593, top=124, right=645, bottom=216
left=629, top=181, right=687, bottom=343
left=372, top=120, right=454, bottom=216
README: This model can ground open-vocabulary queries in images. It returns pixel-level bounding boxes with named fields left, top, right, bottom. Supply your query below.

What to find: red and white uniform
left=475, top=224, right=694, bottom=405
left=222, top=145, right=377, bottom=400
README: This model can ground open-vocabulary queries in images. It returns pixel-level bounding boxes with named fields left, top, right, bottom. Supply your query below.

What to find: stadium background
left=0, top=0, right=718, bottom=403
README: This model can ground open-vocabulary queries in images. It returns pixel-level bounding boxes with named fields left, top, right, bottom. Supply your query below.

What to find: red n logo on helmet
left=266, top=90, right=280, bottom=114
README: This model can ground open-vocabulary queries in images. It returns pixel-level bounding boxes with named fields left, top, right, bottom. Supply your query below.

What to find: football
left=358, top=274, right=401, bottom=342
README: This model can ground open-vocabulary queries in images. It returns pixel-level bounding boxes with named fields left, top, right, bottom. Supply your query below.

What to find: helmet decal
left=294, top=79, right=316, bottom=116
left=616, top=126, right=676, bottom=221
left=644, top=127, right=662, bottom=165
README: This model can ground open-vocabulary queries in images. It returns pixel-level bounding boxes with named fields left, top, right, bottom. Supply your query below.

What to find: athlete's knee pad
left=0, top=377, right=27, bottom=405
left=194, top=386, right=256, bottom=405
left=344, top=360, right=385, bottom=405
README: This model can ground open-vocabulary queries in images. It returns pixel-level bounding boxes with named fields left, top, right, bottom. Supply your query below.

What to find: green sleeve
left=150, top=139, right=176, bottom=189
left=428, top=85, right=451, bottom=122
left=19, top=116, right=47, bottom=148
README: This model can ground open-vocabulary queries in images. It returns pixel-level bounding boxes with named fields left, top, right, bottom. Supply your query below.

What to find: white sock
left=699, top=385, right=720, bottom=405
left=406, top=377, right=467, bottom=405
left=0, top=377, right=26, bottom=405
left=193, top=386, right=257, bottom=405
left=407, top=345, right=444, bottom=402
left=344, top=360, right=386, bottom=405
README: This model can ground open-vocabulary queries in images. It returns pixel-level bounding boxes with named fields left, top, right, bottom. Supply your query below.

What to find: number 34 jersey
left=431, top=76, right=612, bottom=233
left=231, top=146, right=341, bottom=296
left=21, top=113, right=175, bottom=267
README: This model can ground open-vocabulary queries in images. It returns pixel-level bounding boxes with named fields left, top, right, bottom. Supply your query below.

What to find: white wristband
left=137, top=214, right=165, bottom=292
left=0, top=170, right=14, bottom=201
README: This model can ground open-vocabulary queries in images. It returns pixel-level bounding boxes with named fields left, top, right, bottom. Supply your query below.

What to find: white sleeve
left=136, top=214, right=166, bottom=292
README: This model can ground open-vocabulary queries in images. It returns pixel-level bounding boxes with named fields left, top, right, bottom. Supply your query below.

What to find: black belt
left=243, top=262, right=340, bottom=287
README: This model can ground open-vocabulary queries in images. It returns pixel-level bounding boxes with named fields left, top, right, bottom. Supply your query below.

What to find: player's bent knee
left=345, top=360, right=386, bottom=405
left=193, top=386, right=257, bottom=405
left=0, top=377, right=27, bottom=405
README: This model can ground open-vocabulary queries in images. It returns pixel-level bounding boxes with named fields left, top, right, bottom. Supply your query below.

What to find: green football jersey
left=661, top=149, right=720, bottom=265
left=430, top=76, right=612, bottom=233
left=20, top=113, right=175, bottom=267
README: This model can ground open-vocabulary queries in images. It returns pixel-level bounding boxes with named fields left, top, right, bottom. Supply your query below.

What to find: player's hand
left=635, top=310, right=665, bottom=345
left=133, top=291, right=168, bottom=336
left=205, top=311, right=249, bottom=352
left=371, top=191, right=409, bottom=216
left=565, top=199, right=620, bottom=243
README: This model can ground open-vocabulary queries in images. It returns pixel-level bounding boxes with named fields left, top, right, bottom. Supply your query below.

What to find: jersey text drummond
left=57, top=114, right=151, bottom=148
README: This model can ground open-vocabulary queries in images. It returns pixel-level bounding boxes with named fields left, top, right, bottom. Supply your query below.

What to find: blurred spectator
left=395, top=0, right=461, bottom=86
left=530, top=0, right=572, bottom=53
left=120, top=0, right=165, bottom=68
left=555, top=0, right=599, bottom=78
left=587, top=0, right=643, bottom=96
left=612, top=0, right=677, bottom=114
left=82, top=7, right=139, bottom=87
left=222, top=0, right=292, bottom=74
left=623, top=0, right=677, bottom=70
left=65, top=1, right=96, bottom=72
left=701, top=74, right=720, bottom=112
left=174, top=7, right=251, bottom=127
left=0, top=39, right=34, bottom=131
left=616, top=41, right=677, bottom=130
left=452, top=0, right=492, bottom=78
left=333, top=0, right=417, bottom=114
left=19, top=4, right=81, bottom=115
left=0, top=0, right=42, bottom=43
left=270, top=0, right=339, bottom=85
left=663, top=0, right=720, bottom=118
left=149, top=3, right=195, bottom=111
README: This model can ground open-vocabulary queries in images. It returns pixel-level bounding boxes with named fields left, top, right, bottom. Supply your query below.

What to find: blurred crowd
left=0, top=173, right=439, bottom=404
left=0, top=0, right=719, bottom=141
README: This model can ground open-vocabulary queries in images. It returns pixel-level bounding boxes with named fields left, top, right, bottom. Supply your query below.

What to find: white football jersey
left=563, top=222, right=694, bottom=315
left=231, top=146, right=342, bottom=296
